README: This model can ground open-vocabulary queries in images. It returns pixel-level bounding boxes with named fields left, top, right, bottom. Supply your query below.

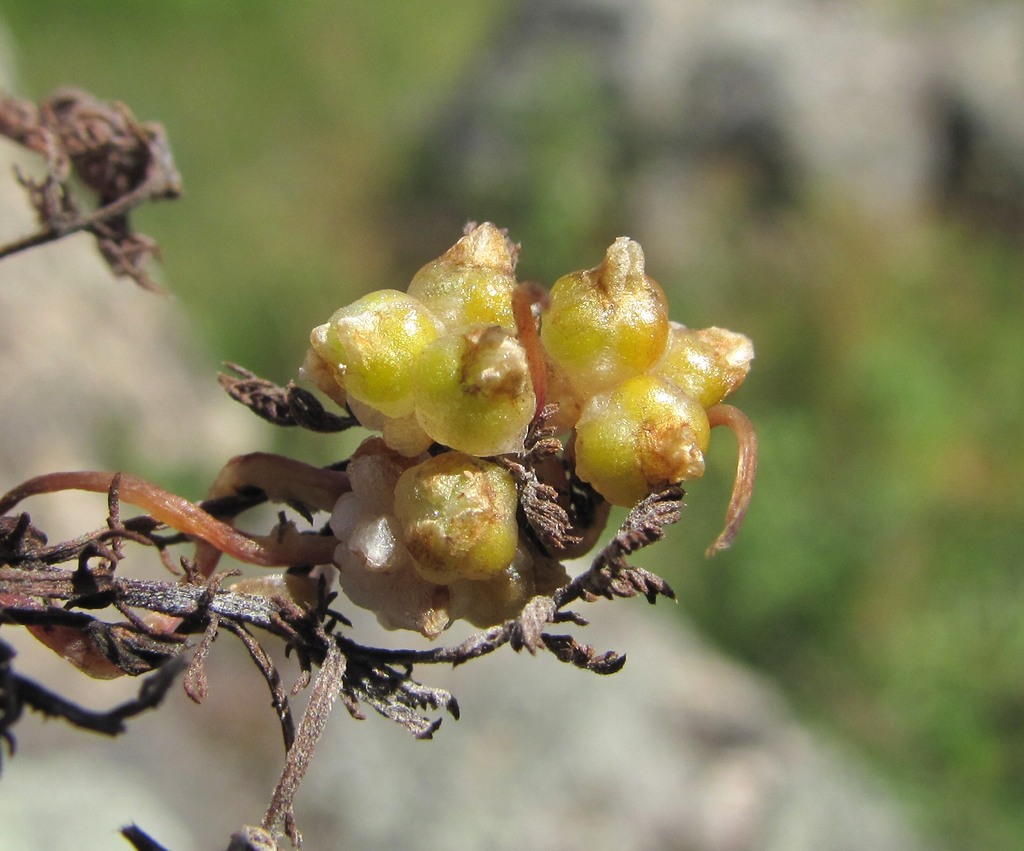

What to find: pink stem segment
left=207, top=452, right=349, bottom=512
left=194, top=452, right=350, bottom=576
left=513, top=281, right=550, bottom=422
left=0, top=469, right=340, bottom=567
left=704, top=404, right=758, bottom=557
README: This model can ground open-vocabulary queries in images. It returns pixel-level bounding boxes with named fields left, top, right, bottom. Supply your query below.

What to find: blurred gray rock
left=398, top=0, right=1024, bottom=272
left=297, top=606, right=932, bottom=851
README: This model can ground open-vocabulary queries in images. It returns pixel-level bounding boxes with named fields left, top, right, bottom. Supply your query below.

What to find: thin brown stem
left=0, top=181, right=147, bottom=261
left=262, top=638, right=345, bottom=846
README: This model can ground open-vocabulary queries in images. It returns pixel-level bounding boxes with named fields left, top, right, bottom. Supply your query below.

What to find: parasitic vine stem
left=0, top=470, right=341, bottom=568
left=513, top=281, right=550, bottom=421
left=704, top=403, right=758, bottom=556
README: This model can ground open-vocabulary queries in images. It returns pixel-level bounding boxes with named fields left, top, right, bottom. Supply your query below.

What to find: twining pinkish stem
left=704, top=404, right=758, bottom=557
left=0, top=469, right=341, bottom=567
left=194, top=452, right=350, bottom=576
left=207, top=452, right=349, bottom=512
left=513, top=281, right=550, bottom=422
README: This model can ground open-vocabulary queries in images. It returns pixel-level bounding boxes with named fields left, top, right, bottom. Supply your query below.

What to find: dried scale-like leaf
left=261, top=639, right=347, bottom=848
left=219, top=364, right=358, bottom=433
left=182, top=615, right=220, bottom=704
left=340, top=652, right=459, bottom=739
left=285, top=385, right=359, bottom=433
left=539, top=634, right=627, bottom=675
left=507, top=594, right=557, bottom=654
left=497, top=455, right=579, bottom=554
left=497, top=412, right=610, bottom=559
left=218, top=365, right=298, bottom=426
left=0, top=88, right=181, bottom=290
left=551, top=487, right=682, bottom=607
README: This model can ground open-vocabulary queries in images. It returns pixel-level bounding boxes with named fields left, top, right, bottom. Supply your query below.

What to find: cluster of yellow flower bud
left=303, top=224, right=534, bottom=459
left=541, top=237, right=751, bottom=507
left=302, top=223, right=754, bottom=636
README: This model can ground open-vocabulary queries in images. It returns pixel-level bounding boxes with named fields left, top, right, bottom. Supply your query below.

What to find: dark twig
left=221, top=618, right=297, bottom=753
left=121, top=824, right=172, bottom=851
left=0, top=643, right=185, bottom=741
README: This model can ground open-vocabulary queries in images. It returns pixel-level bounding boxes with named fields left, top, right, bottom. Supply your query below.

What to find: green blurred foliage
left=2, top=0, right=508, bottom=397
left=4, top=2, right=1024, bottom=848
left=648, top=193, right=1024, bottom=848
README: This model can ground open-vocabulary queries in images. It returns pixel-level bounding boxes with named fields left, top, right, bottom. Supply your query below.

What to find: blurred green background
left=3, top=2, right=1024, bottom=848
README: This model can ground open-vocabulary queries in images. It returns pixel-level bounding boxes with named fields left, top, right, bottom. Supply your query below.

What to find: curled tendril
left=704, top=403, right=758, bottom=557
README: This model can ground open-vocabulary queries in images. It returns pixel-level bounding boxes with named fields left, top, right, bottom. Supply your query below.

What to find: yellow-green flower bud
left=450, top=563, right=535, bottom=628
left=574, top=374, right=710, bottom=506
left=406, top=222, right=518, bottom=330
left=394, top=452, right=520, bottom=584
left=381, top=413, right=435, bottom=457
left=653, top=323, right=754, bottom=409
left=413, top=325, right=536, bottom=456
left=299, top=344, right=348, bottom=408
left=540, top=237, right=669, bottom=396
left=449, top=547, right=568, bottom=628
left=308, top=290, right=442, bottom=418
